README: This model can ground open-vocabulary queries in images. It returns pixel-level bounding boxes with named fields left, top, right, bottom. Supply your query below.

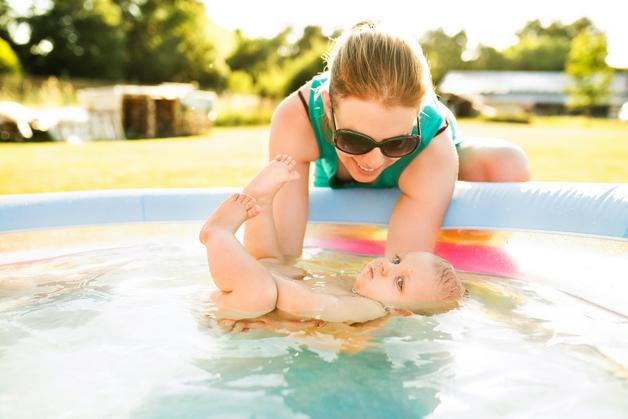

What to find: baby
left=200, top=155, right=465, bottom=324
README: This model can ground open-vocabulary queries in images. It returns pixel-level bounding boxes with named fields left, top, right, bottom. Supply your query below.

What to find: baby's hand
left=217, top=317, right=325, bottom=334
left=217, top=318, right=267, bottom=333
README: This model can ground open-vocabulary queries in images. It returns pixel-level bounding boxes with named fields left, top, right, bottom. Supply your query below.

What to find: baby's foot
left=200, top=193, right=260, bottom=241
left=243, top=155, right=300, bottom=206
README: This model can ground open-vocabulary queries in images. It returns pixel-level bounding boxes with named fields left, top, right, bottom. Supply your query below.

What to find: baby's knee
left=487, top=145, right=530, bottom=182
left=199, top=225, right=229, bottom=245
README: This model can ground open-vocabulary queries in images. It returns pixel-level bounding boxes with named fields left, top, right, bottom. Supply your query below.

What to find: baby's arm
left=315, top=294, right=388, bottom=324
left=273, top=276, right=386, bottom=323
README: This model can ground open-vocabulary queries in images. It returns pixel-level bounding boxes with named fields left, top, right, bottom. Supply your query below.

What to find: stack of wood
left=79, top=84, right=215, bottom=140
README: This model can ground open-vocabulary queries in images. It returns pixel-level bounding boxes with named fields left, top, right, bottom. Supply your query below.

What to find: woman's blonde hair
left=324, top=20, right=433, bottom=109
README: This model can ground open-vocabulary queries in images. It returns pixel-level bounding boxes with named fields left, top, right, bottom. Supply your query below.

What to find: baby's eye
left=395, top=276, right=404, bottom=291
left=392, top=255, right=401, bottom=264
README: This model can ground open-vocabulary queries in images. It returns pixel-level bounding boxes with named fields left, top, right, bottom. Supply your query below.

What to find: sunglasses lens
left=381, top=137, right=419, bottom=157
left=335, top=132, right=374, bottom=155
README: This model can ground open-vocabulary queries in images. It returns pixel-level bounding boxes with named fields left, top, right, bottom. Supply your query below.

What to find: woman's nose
left=362, top=147, right=386, bottom=167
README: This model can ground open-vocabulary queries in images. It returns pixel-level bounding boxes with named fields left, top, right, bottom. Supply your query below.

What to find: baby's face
left=353, top=252, right=445, bottom=308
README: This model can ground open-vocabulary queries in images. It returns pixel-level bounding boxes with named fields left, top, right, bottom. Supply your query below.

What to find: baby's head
left=353, top=252, right=464, bottom=312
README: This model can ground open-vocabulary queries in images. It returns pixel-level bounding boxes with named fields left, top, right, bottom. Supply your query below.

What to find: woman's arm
left=387, top=128, right=459, bottom=257
left=248, top=86, right=319, bottom=259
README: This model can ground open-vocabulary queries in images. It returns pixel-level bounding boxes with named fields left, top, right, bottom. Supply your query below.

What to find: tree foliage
left=124, top=0, right=227, bottom=87
left=0, top=37, right=20, bottom=74
left=3, top=0, right=227, bottom=87
left=416, top=20, right=599, bottom=84
left=565, top=29, right=613, bottom=114
left=20, top=0, right=127, bottom=79
left=228, top=25, right=330, bottom=97
left=226, top=28, right=292, bottom=82
left=420, top=29, right=467, bottom=84
left=0, top=0, right=12, bottom=42
left=0, top=2, right=617, bottom=102
left=466, top=45, right=509, bottom=70
left=501, top=18, right=595, bottom=71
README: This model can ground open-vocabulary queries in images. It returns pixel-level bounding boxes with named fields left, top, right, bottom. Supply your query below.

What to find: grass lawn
left=1, top=117, right=627, bottom=194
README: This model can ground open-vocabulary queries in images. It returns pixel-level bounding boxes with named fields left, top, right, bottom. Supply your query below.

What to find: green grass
left=1, top=117, right=627, bottom=194
left=458, top=117, right=628, bottom=182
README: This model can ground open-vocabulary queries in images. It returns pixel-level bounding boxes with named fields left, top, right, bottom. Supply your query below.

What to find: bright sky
left=203, top=0, right=628, bottom=68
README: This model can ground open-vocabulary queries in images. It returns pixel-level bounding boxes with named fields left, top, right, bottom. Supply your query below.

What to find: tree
left=420, top=29, right=467, bottom=84
left=125, top=0, right=228, bottom=88
left=270, top=25, right=329, bottom=97
left=466, top=45, right=508, bottom=70
left=503, top=36, right=571, bottom=71
left=0, top=37, right=20, bottom=74
left=515, top=17, right=593, bottom=40
left=226, top=28, right=292, bottom=83
left=503, top=18, right=595, bottom=71
left=565, top=30, right=613, bottom=115
left=281, top=45, right=326, bottom=96
left=292, top=25, right=327, bottom=57
left=21, top=0, right=126, bottom=79
left=228, top=25, right=330, bottom=97
left=227, top=70, right=254, bottom=93
left=0, top=0, right=10, bottom=40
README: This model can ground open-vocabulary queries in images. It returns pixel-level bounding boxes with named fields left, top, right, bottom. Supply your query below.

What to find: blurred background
left=0, top=0, right=627, bottom=193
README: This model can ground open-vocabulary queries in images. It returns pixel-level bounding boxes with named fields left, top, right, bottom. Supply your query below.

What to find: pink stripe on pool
left=305, top=238, right=518, bottom=277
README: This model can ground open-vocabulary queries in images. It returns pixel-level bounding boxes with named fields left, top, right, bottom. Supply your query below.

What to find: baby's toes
left=232, top=193, right=246, bottom=205
left=240, top=193, right=256, bottom=207
left=246, top=204, right=261, bottom=218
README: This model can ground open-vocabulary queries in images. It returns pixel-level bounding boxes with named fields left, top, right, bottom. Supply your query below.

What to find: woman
left=245, top=21, right=530, bottom=259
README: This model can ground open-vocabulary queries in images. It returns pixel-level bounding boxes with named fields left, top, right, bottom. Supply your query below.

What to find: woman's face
left=328, top=95, right=419, bottom=183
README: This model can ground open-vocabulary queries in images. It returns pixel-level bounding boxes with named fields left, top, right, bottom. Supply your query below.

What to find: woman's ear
left=321, top=89, right=331, bottom=120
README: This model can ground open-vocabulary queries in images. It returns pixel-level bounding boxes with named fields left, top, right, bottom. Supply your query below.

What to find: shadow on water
left=131, top=316, right=454, bottom=418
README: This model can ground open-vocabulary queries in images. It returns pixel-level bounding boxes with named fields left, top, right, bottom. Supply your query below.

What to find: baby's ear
left=392, top=308, right=414, bottom=317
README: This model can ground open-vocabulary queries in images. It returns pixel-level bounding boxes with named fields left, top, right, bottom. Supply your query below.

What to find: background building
left=439, top=71, right=628, bottom=120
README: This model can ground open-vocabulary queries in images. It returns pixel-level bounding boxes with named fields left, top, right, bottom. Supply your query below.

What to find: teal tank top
left=307, top=73, right=462, bottom=189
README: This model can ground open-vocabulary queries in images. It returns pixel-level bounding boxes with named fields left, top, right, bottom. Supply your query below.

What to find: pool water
left=0, top=224, right=627, bottom=418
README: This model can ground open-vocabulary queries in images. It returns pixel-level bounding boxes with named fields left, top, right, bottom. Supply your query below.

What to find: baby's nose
left=376, top=260, right=389, bottom=276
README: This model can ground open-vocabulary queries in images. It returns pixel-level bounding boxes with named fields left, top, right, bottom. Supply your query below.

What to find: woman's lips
left=354, top=159, right=380, bottom=176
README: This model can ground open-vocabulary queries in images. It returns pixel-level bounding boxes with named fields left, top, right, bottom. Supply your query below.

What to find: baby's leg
left=200, top=193, right=277, bottom=317
left=243, top=155, right=300, bottom=262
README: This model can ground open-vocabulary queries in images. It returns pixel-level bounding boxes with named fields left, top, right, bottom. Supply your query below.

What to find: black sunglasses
left=330, top=93, right=421, bottom=158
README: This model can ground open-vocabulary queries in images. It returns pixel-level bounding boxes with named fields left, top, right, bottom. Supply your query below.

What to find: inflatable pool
left=0, top=182, right=627, bottom=417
